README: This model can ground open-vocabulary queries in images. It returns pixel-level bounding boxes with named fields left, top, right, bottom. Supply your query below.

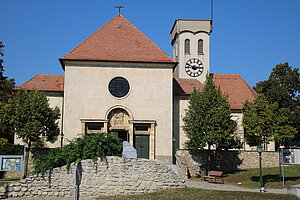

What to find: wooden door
left=134, top=135, right=149, bottom=159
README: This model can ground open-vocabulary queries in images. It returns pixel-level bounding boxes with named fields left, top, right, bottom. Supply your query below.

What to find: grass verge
left=96, top=188, right=298, bottom=200
left=0, top=177, right=20, bottom=182
left=224, top=165, right=300, bottom=189
left=0, top=177, right=20, bottom=187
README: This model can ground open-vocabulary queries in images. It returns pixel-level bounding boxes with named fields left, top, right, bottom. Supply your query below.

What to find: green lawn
left=0, top=177, right=20, bottom=187
left=0, top=177, right=20, bottom=182
left=223, top=165, right=300, bottom=189
left=96, top=188, right=298, bottom=200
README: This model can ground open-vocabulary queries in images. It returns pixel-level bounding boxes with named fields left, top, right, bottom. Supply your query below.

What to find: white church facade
left=16, top=15, right=263, bottom=164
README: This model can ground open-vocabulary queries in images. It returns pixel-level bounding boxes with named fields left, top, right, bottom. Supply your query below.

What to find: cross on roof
left=115, top=5, right=124, bottom=15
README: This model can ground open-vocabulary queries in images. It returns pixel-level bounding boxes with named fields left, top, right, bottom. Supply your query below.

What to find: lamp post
left=257, top=144, right=265, bottom=192
left=279, top=144, right=285, bottom=186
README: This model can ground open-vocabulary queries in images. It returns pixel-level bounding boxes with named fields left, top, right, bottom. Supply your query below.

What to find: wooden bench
left=203, top=171, right=224, bottom=183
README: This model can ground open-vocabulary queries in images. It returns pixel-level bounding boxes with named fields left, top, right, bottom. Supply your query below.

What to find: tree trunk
left=207, top=144, right=211, bottom=173
left=23, top=141, right=31, bottom=179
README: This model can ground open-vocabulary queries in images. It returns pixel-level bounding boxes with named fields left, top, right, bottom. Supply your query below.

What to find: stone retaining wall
left=176, top=150, right=279, bottom=178
left=0, top=156, right=185, bottom=198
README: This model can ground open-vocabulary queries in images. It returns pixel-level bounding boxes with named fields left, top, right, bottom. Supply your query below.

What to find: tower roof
left=60, top=15, right=175, bottom=64
left=170, top=19, right=212, bottom=45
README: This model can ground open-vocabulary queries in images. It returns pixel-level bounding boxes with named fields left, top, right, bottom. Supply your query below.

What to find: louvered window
left=185, top=39, right=190, bottom=54
left=198, top=39, right=203, bottom=54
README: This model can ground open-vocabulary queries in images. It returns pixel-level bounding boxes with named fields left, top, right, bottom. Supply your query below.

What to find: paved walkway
left=186, top=180, right=299, bottom=196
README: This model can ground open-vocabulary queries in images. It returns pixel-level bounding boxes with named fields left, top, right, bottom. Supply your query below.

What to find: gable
left=60, top=15, right=175, bottom=64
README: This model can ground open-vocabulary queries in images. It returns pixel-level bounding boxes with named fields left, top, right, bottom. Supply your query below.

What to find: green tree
left=12, top=90, right=60, bottom=177
left=0, top=41, right=15, bottom=103
left=33, top=133, right=122, bottom=174
left=254, top=63, right=300, bottom=143
left=183, top=76, right=241, bottom=151
left=0, top=101, right=15, bottom=143
left=0, top=42, right=16, bottom=144
left=242, top=94, right=296, bottom=147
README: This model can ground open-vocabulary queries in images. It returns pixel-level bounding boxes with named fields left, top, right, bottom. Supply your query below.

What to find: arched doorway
left=107, top=108, right=131, bottom=141
left=105, top=106, right=155, bottom=159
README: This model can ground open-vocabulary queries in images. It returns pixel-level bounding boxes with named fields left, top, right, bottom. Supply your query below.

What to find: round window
left=108, top=77, right=130, bottom=98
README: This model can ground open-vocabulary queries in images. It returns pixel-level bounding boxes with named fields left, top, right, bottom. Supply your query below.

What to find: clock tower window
left=184, top=39, right=190, bottom=55
left=198, top=39, right=203, bottom=55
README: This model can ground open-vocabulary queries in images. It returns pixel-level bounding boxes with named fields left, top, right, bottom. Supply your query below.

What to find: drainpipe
left=60, top=92, right=64, bottom=147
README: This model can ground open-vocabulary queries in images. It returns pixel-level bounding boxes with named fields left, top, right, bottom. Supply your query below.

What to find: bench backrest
left=209, top=171, right=223, bottom=176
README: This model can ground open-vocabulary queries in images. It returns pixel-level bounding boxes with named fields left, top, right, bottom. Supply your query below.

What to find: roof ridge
left=61, top=15, right=120, bottom=59
left=121, top=16, right=174, bottom=62
left=35, top=74, right=63, bottom=76
left=15, top=74, right=64, bottom=92
left=60, top=15, right=175, bottom=63
left=213, top=73, right=240, bottom=76
left=175, top=77, right=200, bottom=80
left=236, top=74, right=258, bottom=98
left=16, top=74, right=39, bottom=88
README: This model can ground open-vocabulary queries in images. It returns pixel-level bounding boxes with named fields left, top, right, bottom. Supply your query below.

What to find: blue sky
left=1, top=0, right=300, bottom=87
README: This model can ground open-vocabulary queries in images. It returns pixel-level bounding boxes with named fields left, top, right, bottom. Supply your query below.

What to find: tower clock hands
left=185, top=58, right=204, bottom=77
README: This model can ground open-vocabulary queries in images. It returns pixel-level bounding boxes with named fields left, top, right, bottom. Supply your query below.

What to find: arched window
left=198, top=39, right=203, bottom=54
left=184, top=39, right=190, bottom=54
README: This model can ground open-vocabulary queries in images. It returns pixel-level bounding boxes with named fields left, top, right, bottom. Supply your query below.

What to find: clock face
left=185, top=58, right=204, bottom=77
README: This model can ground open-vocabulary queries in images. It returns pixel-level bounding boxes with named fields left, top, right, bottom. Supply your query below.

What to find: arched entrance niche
left=106, top=106, right=133, bottom=142
left=105, top=106, right=155, bottom=160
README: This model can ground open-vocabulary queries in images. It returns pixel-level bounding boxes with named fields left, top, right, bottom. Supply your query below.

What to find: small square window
left=85, top=122, right=103, bottom=133
left=135, top=125, right=149, bottom=131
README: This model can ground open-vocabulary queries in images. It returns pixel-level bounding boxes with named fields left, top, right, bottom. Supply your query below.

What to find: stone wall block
left=176, top=150, right=280, bottom=178
left=13, top=187, right=20, bottom=192
left=0, top=156, right=185, bottom=198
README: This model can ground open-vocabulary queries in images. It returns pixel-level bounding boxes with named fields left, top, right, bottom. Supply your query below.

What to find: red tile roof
left=174, top=78, right=204, bottom=95
left=174, top=74, right=257, bottom=109
left=60, top=15, right=175, bottom=63
left=15, top=74, right=64, bottom=92
left=213, top=74, right=257, bottom=109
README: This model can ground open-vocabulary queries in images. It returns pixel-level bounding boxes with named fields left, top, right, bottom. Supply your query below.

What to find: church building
left=16, top=15, right=260, bottom=164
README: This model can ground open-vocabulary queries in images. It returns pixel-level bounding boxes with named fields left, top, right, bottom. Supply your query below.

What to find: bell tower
left=171, top=19, right=212, bottom=83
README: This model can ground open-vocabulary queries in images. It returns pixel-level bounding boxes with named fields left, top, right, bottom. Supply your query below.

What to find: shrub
left=32, top=133, right=122, bottom=174
left=0, top=143, right=24, bottom=155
